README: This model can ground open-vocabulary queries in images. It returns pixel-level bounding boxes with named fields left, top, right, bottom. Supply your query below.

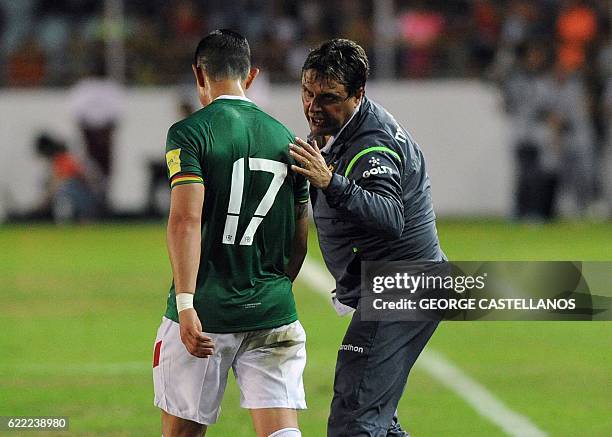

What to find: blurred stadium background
left=0, top=0, right=611, bottom=436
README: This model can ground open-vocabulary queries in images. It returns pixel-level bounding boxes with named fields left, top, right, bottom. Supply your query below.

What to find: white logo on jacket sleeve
left=395, top=127, right=407, bottom=143
left=363, top=156, right=393, bottom=178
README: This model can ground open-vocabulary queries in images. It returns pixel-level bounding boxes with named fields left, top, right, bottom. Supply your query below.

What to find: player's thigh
left=233, top=320, right=307, bottom=410
left=161, top=409, right=207, bottom=437
left=249, top=408, right=298, bottom=437
left=153, top=317, right=241, bottom=425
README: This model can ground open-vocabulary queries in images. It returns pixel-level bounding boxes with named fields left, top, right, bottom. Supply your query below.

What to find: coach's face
left=301, top=69, right=363, bottom=138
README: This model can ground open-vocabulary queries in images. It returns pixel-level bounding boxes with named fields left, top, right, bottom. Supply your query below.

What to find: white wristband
left=176, top=293, right=194, bottom=313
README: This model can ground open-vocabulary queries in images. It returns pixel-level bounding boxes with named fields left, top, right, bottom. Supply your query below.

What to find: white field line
left=299, top=258, right=548, bottom=437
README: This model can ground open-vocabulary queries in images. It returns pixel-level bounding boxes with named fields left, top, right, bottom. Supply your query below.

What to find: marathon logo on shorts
left=339, top=344, right=364, bottom=354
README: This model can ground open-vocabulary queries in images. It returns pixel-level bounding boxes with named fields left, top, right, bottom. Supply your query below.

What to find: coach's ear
left=192, top=64, right=206, bottom=88
left=244, top=67, right=260, bottom=90
left=354, top=86, right=365, bottom=105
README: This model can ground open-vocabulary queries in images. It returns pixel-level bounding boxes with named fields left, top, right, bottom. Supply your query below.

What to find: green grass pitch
left=1, top=220, right=611, bottom=436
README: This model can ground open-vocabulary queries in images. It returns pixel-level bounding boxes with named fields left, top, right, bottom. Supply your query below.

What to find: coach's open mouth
left=309, top=116, right=326, bottom=128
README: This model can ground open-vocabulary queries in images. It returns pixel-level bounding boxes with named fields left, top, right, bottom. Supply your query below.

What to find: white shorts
left=153, top=317, right=307, bottom=425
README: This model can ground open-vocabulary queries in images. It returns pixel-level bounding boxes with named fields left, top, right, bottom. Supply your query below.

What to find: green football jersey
left=163, top=96, right=308, bottom=333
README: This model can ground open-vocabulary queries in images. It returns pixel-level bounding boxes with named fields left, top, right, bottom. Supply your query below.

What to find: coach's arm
left=167, top=184, right=214, bottom=358
left=290, top=137, right=404, bottom=240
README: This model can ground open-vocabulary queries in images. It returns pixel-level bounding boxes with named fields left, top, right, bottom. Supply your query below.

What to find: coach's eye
left=322, top=95, right=341, bottom=104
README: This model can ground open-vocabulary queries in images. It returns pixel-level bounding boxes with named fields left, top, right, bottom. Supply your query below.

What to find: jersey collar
left=214, top=94, right=253, bottom=103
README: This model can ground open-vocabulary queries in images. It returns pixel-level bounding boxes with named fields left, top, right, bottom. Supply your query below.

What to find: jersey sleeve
left=287, top=130, right=309, bottom=204
left=323, top=142, right=405, bottom=240
left=165, top=123, right=204, bottom=188
left=294, top=173, right=310, bottom=204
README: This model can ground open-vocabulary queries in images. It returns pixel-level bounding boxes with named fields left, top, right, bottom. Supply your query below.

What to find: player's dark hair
left=302, top=38, right=369, bottom=97
left=194, top=29, right=251, bottom=81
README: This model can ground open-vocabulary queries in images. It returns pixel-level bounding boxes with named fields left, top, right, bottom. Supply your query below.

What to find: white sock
left=267, top=427, right=301, bottom=437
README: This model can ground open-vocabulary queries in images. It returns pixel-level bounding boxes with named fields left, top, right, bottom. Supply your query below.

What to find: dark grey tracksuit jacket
left=311, top=96, right=445, bottom=308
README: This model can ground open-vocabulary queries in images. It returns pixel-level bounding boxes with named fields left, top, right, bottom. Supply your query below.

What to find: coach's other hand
left=178, top=308, right=215, bottom=358
left=290, top=137, right=332, bottom=189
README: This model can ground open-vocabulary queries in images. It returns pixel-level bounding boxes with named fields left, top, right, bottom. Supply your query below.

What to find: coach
left=289, top=39, right=446, bottom=436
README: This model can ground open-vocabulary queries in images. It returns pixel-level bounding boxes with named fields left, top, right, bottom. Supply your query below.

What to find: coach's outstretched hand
left=290, top=137, right=332, bottom=189
left=178, top=309, right=215, bottom=358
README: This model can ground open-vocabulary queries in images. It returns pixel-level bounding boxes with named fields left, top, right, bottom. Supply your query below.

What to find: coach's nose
left=307, top=97, right=323, bottom=116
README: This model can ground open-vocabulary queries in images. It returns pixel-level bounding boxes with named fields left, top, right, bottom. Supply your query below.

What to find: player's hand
left=178, top=308, right=215, bottom=358
left=289, top=137, right=332, bottom=189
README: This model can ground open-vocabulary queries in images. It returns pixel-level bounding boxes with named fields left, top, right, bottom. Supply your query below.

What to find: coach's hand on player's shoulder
left=289, top=137, right=332, bottom=189
left=178, top=308, right=215, bottom=358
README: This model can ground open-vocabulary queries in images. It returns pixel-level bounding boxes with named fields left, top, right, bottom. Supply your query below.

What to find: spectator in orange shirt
left=36, top=133, right=99, bottom=223
left=6, top=37, right=46, bottom=87
left=556, top=0, right=598, bottom=73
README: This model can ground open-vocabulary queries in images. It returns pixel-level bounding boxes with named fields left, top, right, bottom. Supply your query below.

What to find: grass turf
left=0, top=220, right=610, bottom=436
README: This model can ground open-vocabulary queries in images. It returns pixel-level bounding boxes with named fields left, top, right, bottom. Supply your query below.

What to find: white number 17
left=222, top=157, right=287, bottom=245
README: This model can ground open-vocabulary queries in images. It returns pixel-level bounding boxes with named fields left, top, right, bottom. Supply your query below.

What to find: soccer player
left=289, top=39, right=445, bottom=436
left=153, top=30, right=309, bottom=437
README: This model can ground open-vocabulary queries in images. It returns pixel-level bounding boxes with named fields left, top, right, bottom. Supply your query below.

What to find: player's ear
left=192, top=64, right=206, bottom=88
left=244, top=67, right=259, bottom=90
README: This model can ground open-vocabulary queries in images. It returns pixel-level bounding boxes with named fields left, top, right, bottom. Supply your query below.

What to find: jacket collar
left=325, top=96, right=371, bottom=157
left=321, top=100, right=362, bottom=153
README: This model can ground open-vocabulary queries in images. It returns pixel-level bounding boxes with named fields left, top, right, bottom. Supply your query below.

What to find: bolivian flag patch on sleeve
left=170, top=173, right=204, bottom=188
left=166, top=149, right=182, bottom=177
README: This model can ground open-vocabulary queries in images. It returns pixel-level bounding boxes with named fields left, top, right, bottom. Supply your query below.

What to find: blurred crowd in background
left=1, top=0, right=609, bottom=84
left=1, top=0, right=610, bottom=222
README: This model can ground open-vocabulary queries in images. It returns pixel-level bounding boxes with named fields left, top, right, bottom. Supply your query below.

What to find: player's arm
left=167, top=183, right=214, bottom=358
left=285, top=201, right=309, bottom=281
left=167, top=184, right=203, bottom=293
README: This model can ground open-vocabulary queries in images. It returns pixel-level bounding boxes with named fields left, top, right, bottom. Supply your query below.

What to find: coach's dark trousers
left=327, top=303, right=438, bottom=437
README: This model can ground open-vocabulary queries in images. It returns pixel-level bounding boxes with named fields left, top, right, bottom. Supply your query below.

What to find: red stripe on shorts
left=153, top=340, right=162, bottom=368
